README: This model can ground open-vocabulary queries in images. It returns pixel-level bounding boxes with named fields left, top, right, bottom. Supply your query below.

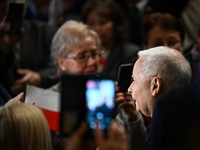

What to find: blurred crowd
left=0, top=0, right=200, bottom=150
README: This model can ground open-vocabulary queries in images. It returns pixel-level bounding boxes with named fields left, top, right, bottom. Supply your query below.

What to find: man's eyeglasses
left=66, top=50, right=103, bottom=63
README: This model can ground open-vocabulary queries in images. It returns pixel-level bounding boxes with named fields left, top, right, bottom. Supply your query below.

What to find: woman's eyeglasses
left=66, top=50, right=104, bottom=63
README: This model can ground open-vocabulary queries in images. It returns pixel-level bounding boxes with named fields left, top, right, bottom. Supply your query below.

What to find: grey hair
left=51, top=20, right=101, bottom=66
left=138, top=46, right=191, bottom=89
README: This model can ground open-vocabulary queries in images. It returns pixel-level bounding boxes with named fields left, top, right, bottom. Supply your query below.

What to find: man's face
left=128, top=57, right=153, bottom=117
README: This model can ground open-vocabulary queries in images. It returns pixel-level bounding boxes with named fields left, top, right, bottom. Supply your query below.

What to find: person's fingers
left=5, top=93, right=24, bottom=105
left=0, top=22, right=10, bottom=32
left=118, top=100, right=133, bottom=108
left=109, top=121, right=127, bottom=142
left=124, top=92, right=132, bottom=98
left=115, top=96, right=125, bottom=103
left=16, top=69, right=30, bottom=76
left=14, top=69, right=31, bottom=84
left=15, top=92, right=24, bottom=102
left=31, top=101, right=35, bottom=105
left=14, top=77, right=26, bottom=85
left=14, top=72, right=31, bottom=84
left=0, top=16, right=10, bottom=30
left=75, top=122, right=87, bottom=136
left=96, top=122, right=105, bottom=145
left=115, top=92, right=124, bottom=97
left=115, top=93, right=126, bottom=103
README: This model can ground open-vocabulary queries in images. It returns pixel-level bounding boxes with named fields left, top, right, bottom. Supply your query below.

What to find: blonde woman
left=0, top=103, right=52, bottom=150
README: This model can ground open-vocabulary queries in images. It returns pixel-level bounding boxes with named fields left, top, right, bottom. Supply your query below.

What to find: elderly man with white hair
left=116, top=46, right=191, bottom=150
left=126, top=46, right=192, bottom=150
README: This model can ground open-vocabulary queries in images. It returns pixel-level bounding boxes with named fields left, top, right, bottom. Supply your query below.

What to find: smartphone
left=6, top=2, right=25, bottom=34
left=85, top=76, right=115, bottom=137
left=60, top=75, right=87, bottom=137
left=117, top=63, right=133, bottom=93
left=60, top=75, right=115, bottom=137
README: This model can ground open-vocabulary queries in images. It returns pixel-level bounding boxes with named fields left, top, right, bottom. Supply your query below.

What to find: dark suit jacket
left=137, top=125, right=151, bottom=150
left=151, top=81, right=200, bottom=150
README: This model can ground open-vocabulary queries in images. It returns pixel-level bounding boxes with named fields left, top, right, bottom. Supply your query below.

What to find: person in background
left=128, top=46, right=191, bottom=150
left=0, top=0, right=59, bottom=96
left=49, top=20, right=101, bottom=92
left=0, top=103, right=52, bottom=150
left=81, top=0, right=141, bottom=80
left=114, top=0, right=143, bottom=47
left=49, top=20, right=101, bottom=150
left=183, top=27, right=200, bottom=82
left=49, top=20, right=145, bottom=150
left=141, top=12, right=186, bottom=126
left=141, top=13, right=185, bottom=53
left=81, top=1, right=146, bottom=148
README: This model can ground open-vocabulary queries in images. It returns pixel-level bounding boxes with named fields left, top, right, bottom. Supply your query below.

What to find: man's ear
left=58, top=57, right=68, bottom=71
left=151, top=77, right=161, bottom=97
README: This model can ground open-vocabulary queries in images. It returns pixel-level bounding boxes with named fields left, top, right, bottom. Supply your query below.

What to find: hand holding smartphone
left=60, top=75, right=115, bottom=138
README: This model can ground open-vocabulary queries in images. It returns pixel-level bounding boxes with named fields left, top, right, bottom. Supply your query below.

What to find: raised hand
left=11, top=69, right=41, bottom=95
left=96, top=121, right=128, bottom=150
left=115, top=92, right=140, bottom=122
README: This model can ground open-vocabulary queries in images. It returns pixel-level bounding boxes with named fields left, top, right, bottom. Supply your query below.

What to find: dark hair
left=142, top=13, right=185, bottom=45
left=81, top=0, right=127, bottom=41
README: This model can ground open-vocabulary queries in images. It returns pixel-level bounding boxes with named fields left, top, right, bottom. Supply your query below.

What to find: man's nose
left=128, top=86, right=132, bottom=94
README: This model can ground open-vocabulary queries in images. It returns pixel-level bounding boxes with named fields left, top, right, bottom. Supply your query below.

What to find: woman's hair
left=51, top=20, right=101, bottom=71
left=81, top=0, right=127, bottom=41
left=0, top=103, right=52, bottom=150
left=142, top=13, right=185, bottom=45
left=138, top=46, right=191, bottom=89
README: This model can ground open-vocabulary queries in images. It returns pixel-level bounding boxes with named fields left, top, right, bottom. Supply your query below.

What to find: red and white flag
left=25, top=85, right=60, bottom=131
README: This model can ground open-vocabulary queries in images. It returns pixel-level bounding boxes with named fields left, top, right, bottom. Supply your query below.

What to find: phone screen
left=7, top=2, right=25, bottom=34
left=85, top=77, right=115, bottom=137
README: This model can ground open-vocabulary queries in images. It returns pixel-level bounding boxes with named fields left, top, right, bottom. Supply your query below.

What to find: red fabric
left=99, top=57, right=106, bottom=67
left=40, top=107, right=60, bottom=131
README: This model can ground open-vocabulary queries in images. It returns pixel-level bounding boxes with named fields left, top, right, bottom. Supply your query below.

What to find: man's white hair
left=138, top=46, right=191, bottom=89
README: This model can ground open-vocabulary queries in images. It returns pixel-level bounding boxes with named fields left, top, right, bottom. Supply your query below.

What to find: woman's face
left=86, top=10, right=114, bottom=47
left=58, top=36, right=100, bottom=75
left=144, top=25, right=183, bottom=53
